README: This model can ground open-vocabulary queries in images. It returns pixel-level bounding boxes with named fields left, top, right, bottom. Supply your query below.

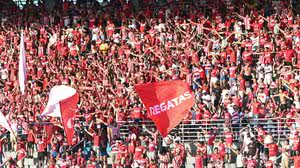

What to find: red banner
left=60, top=93, right=79, bottom=145
left=135, top=80, right=195, bottom=137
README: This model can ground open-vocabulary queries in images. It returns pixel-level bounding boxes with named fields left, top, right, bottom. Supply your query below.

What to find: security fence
left=118, top=118, right=298, bottom=143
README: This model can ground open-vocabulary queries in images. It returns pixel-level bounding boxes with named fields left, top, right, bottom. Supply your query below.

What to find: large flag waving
left=41, top=85, right=79, bottom=145
left=18, top=31, right=26, bottom=94
left=0, top=111, right=14, bottom=134
left=135, top=80, right=195, bottom=137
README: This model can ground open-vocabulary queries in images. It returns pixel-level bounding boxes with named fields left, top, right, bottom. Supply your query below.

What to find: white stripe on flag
left=41, top=85, right=77, bottom=117
left=0, top=111, right=13, bottom=133
left=18, top=31, right=26, bottom=95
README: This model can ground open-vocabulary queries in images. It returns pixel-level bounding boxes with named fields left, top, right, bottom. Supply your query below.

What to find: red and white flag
left=18, top=31, right=26, bottom=94
left=41, top=85, right=79, bottom=145
left=0, top=111, right=14, bottom=134
left=135, top=80, right=195, bottom=137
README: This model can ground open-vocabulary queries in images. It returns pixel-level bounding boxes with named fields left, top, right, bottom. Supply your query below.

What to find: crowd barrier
left=118, top=118, right=298, bottom=142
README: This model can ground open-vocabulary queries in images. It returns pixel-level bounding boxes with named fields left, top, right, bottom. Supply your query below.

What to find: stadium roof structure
left=1, top=0, right=299, bottom=15
left=0, top=0, right=110, bottom=16
left=12, top=0, right=107, bottom=9
left=13, top=0, right=40, bottom=9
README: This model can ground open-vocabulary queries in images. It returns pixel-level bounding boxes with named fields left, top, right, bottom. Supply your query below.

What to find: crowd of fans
left=0, top=0, right=300, bottom=167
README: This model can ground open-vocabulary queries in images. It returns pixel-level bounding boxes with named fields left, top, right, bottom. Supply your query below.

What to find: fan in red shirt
left=131, top=105, right=143, bottom=122
left=267, top=143, right=278, bottom=162
left=36, top=135, right=46, bottom=168
left=224, top=127, right=233, bottom=161
left=27, top=126, right=35, bottom=158
left=256, top=126, right=266, bottom=144
left=86, top=160, right=96, bottom=168
left=293, top=134, right=300, bottom=151
left=110, top=140, right=121, bottom=168
left=265, top=156, right=275, bottom=168
left=134, top=141, right=146, bottom=159
left=195, top=141, right=207, bottom=168
left=293, top=151, right=300, bottom=168
left=209, top=148, right=223, bottom=167
left=284, top=46, right=295, bottom=66
left=195, top=150, right=203, bottom=168
left=115, top=142, right=127, bottom=167
left=173, top=139, right=185, bottom=161
left=134, top=154, right=149, bottom=168
left=246, top=156, right=257, bottom=168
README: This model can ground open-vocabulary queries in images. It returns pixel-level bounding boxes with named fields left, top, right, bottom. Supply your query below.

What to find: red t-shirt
left=93, top=134, right=100, bottom=147
left=252, top=102, right=261, bottom=115
left=225, top=131, right=233, bottom=146
left=293, top=137, right=300, bottom=151
left=195, top=155, right=203, bottom=168
left=266, top=160, right=274, bottom=168
left=247, top=159, right=257, bottom=168
left=149, top=142, right=156, bottom=152
left=210, top=153, right=221, bottom=161
left=28, top=130, right=35, bottom=142
left=257, top=129, right=266, bottom=143
left=268, top=143, right=278, bottom=157
left=218, top=143, right=226, bottom=157
left=37, top=139, right=45, bottom=152
left=285, top=49, right=294, bottom=62
left=229, top=67, right=237, bottom=78
left=131, top=107, right=142, bottom=119
left=118, top=144, right=128, bottom=158
left=294, top=155, right=300, bottom=168
left=87, top=164, right=96, bottom=168
left=136, top=158, right=148, bottom=167
left=134, top=146, right=146, bottom=159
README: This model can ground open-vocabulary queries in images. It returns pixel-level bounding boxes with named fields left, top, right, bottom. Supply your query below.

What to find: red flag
left=60, top=92, right=79, bottom=145
left=42, top=85, right=79, bottom=145
left=135, top=80, right=195, bottom=137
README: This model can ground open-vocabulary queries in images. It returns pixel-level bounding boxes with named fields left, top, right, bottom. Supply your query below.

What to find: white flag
left=0, top=111, right=13, bottom=133
left=18, top=31, right=26, bottom=94
left=47, top=33, right=57, bottom=52
left=41, top=85, right=77, bottom=117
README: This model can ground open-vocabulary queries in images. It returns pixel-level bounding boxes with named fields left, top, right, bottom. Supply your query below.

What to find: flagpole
left=8, top=123, right=17, bottom=140
left=18, top=29, right=26, bottom=95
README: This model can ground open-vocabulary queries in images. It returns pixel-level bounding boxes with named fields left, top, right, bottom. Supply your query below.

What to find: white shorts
left=270, top=156, right=277, bottom=162
left=264, top=73, right=272, bottom=85
left=211, top=77, right=218, bottom=84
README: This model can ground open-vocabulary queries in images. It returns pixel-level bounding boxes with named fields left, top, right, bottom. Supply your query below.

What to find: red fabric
left=60, top=92, right=79, bottom=145
left=135, top=80, right=195, bottom=137
left=195, top=155, right=203, bottom=168
left=93, top=134, right=100, bottom=147
left=294, top=155, right=300, bottom=168
left=27, top=130, right=34, bottom=142
left=225, top=131, right=233, bottom=146
left=268, top=143, right=278, bottom=157
left=131, top=107, right=142, bottom=119
left=247, top=159, right=257, bottom=168
left=17, top=148, right=26, bottom=161
left=293, top=138, right=300, bottom=151
left=37, top=139, right=45, bottom=152
left=266, top=160, right=274, bottom=168
left=134, top=146, right=146, bottom=159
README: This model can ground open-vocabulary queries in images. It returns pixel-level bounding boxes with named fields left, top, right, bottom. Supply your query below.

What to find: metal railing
left=118, top=118, right=298, bottom=142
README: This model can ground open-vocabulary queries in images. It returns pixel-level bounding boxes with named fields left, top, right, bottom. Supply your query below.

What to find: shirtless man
left=272, top=89, right=293, bottom=111
left=241, top=63, right=253, bottom=86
